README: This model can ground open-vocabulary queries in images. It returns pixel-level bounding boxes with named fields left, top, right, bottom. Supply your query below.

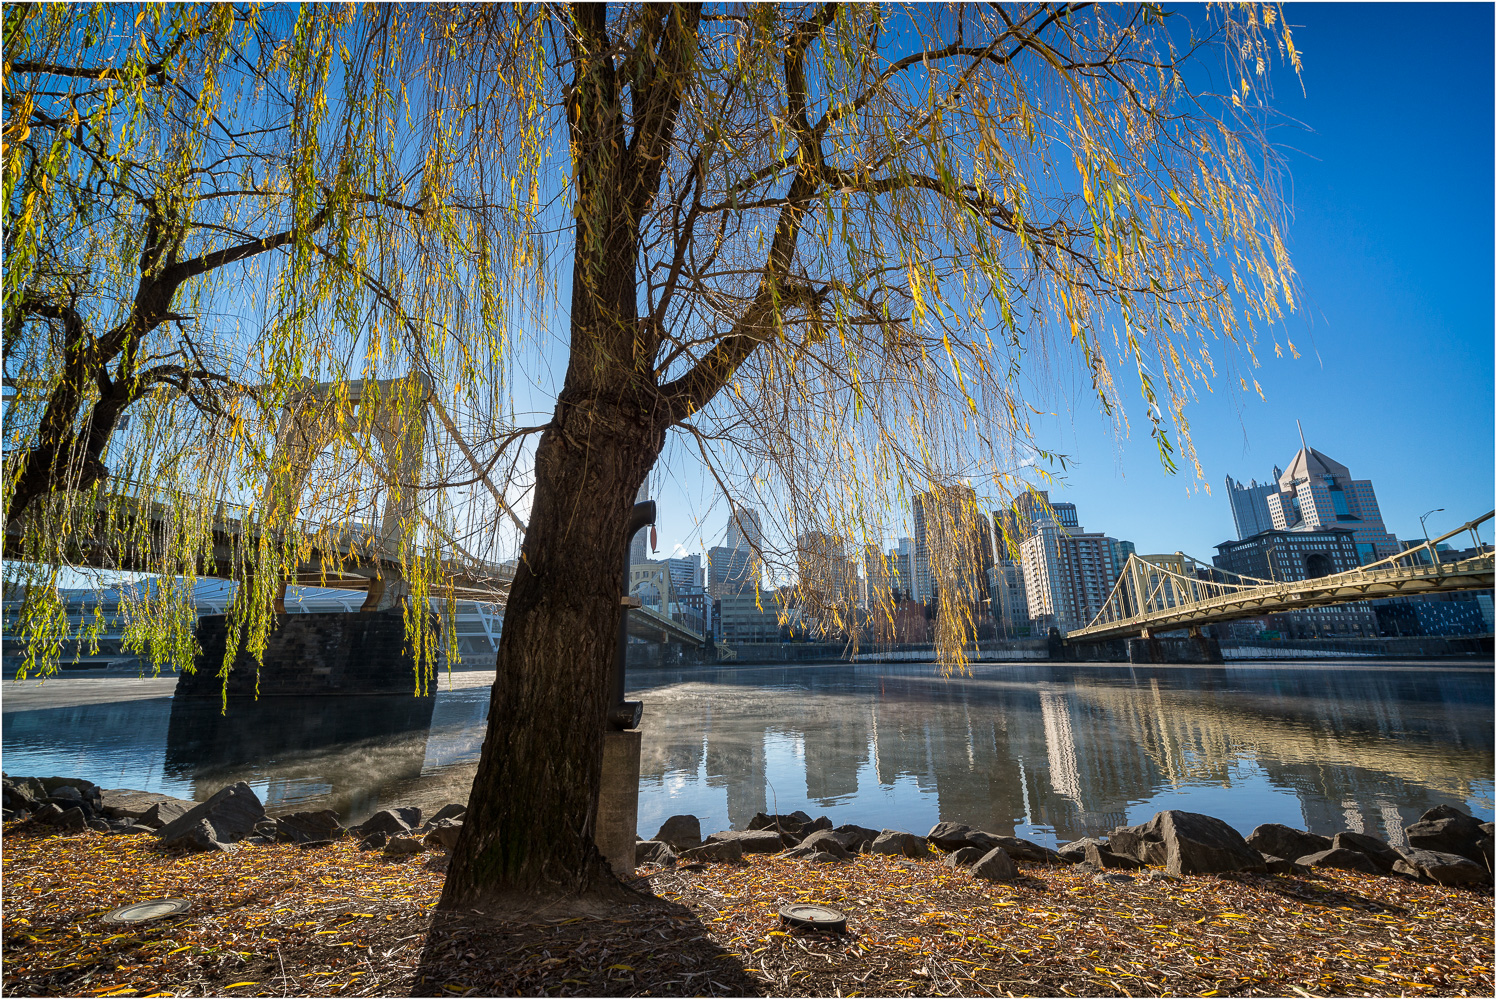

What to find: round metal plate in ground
left=778, top=903, right=847, bottom=932
left=102, top=899, right=191, bottom=923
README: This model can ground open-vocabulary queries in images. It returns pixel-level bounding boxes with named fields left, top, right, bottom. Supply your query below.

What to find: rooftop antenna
left=1296, top=419, right=1308, bottom=454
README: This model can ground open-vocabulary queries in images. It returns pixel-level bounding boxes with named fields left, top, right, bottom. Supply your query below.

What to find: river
left=2, top=660, right=1491, bottom=847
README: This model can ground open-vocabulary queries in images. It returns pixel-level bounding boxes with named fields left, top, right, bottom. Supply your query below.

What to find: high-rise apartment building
left=666, top=555, right=702, bottom=594
left=1018, top=520, right=1124, bottom=633
left=796, top=531, right=859, bottom=607
left=913, top=486, right=994, bottom=606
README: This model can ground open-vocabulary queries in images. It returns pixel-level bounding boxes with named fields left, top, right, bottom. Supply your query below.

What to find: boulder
left=2, top=776, right=43, bottom=813
left=927, top=822, right=1001, bottom=853
left=33, top=777, right=103, bottom=811
left=832, top=824, right=881, bottom=852
left=1084, top=841, right=1143, bottom=870
left=98, top=789, right=195, bottom=822
left=353, top=808, right=419, bottom=839
left=795, top=830, right=852, bottom=860
left=87, top=818, right=110, bottom=832
left=868, top=830, right=927, bottom=859
left=423, top=821, right=463, bottom=851
left=704, top=829, right=786, bottom=854
left=1259, top=854, right=1306, bottom=876
left=57, top=806, right=89, bottom=832
left=1057, top=837, right=1107, bottom=864
left=635, top=840, right=676, bottom=866
left=746, top=812, right=830, bottom=843
left=1109, top=811, right=1264, bottom=875
left=1331, top=832, right=1400, bottom=874
left=1393, top=847, right=1488, bottom=886
left=155, top=782, right=265, bottom=850
left=275, top=810, right=345, bottom=844
left=48, top=785, right=84, bottom=804
left=384, top=836, right=424, bottom=857
left=32, top=802, right=65, bottom=825
left=781, top=847, right=845, bottom=863
left=944, top=846, right=984, bottom=870
left=679, top=839, right=744, bottom=863
left=991, top=836, right=1067, bottom=865
left=139, top=800, right=192, bottom=830
left=1245, top=823, right=1332, bottom=863
left=971, top=847, right=1018, bottom=882
left=163, top=818, right=233, bottom=852
left=430, top=803, right=467, bottom=824
left=1406, top=807, right=1486, bottom=866
left=1296, top=848, right=1381, bottom=875
left=654, top=814, right=703, bottom=851
left=359, top=831, right=389, bottom=851
left=115, top=824, right=157, bottom=836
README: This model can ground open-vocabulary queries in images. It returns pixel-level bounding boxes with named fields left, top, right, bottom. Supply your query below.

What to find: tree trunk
left=440, top=389, right=663, bottom=906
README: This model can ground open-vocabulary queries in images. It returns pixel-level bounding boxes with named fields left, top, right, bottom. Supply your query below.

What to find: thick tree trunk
left=440, top=390, right=663, bottom=906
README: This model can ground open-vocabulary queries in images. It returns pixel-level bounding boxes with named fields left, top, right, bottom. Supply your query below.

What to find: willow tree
left=6, top=2, right=1300, bottom=907
left=2, top=5, right=523, bottom=681
left=428, top=2, right=1298, bottom=905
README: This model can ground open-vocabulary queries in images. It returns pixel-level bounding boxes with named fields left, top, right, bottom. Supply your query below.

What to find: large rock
left=747, top=811, right=830, bottom=844
left=353, top=808, right=420, bottom=839
left=796, top=830, right=852, bottom=860
left=704, top=829, right=785, bottom=854
left=156, top=782, right=265, bottom=851
left=98, top=789, right=195, bottom=822
left=57, top=806, right=89, bottom=832
left=1393, top=848, right=1488, bottom=886
left=275, top=810, right=345, bottom=844
left=1296, top=848, right=1381, bottom=874
left=1110, top=811, right=1265, bottom=875
left=944, top=846, right=984, bottom=869
left=430, top=803, right=467, bottom=824
left=831, top=824, right=881, bottom=852
left=1057, top=838, right=1106, bottom=864
left=971, top=847, right=1018, bottom=882
left=927, top=822, right=1001, bottom=853
left=868, top=830, right=927, bottom=858
left=636, top=840, right=677, bottom=866
left=1084, top=841, right=1143, bottom=870
left=679, top=839, right=744, bottom=863
left=1245, top=823, right=1332, bottom=863
left=422, top=820, right=463, bottom=851
left=992, top=836, right=1067, bottom=865
left=654, top=814, right=703, bottom=851
left=384, top=836, right=424, bottom=857
left=1406, top=807, right=1487, bottom=866
left=1331, top=832, right=1400, bottom=874
left=2, top=776, right=44, bottom=813
left=140, top=800, right=192, bottom=830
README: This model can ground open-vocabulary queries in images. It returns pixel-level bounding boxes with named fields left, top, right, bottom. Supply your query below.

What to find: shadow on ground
left=410, top=892, right=760, bottom=997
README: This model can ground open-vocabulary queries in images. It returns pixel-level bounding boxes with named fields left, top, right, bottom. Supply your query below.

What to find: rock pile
left=8, top=771, right=1491, bottom=891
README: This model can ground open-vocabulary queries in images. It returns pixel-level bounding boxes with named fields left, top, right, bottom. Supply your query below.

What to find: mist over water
left=3, top=662, right=1491, bottom=846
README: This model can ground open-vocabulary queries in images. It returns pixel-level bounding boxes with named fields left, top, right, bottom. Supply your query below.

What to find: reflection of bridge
left=1067, top=511, right=1494, bottom=642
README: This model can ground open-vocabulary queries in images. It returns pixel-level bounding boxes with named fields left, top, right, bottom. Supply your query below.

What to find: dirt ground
left=2, top=823, right=1492, bottom=997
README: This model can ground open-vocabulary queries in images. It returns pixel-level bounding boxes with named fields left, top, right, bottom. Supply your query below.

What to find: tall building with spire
left=1253, top=424, right=1399, bottom=565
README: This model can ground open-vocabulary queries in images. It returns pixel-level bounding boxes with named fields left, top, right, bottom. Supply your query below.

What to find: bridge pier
left=1127, top=630, right=1223, bottom=665
left=177, top=608, right=440, bottom=700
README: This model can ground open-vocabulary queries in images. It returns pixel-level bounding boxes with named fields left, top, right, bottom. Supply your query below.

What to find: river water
left=2, top=661, right=1491, bottom=847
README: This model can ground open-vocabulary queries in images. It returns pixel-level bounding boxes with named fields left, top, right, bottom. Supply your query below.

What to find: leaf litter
left=3, top=822, right=1491, bottom=997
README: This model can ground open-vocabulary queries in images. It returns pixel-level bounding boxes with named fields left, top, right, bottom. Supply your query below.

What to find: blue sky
left=650, top=2, right=1497, bottom=565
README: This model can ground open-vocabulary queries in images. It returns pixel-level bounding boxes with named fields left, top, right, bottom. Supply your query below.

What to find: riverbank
left=2, top=821, right=1491, bottom=998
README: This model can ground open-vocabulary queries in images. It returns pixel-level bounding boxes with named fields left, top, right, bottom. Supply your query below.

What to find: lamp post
left=1419, top=508, right=1444, bottom=565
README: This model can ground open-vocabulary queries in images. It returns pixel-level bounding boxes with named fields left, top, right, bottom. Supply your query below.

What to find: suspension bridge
left=1066, top=511, right=1494, bottom=643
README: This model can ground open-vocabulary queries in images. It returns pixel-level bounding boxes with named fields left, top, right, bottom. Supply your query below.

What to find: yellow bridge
left=1066, top=511, right=1494, bottom=642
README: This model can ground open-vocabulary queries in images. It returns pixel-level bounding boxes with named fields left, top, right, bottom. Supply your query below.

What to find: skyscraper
left=1259, top=425, right=1400, bottom=564
left=629, top=481, right=652, bottom=565
left=912, top=485, right=994, bottom=606
left=1225, top=471, right=1280, bottom=540
left=725, top=504, right=763, bottom=552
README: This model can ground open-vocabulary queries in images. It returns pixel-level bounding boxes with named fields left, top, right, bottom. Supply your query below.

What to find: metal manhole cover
left=778, top=903, right=846, bottom=931
left=102, top=899, right=191, bottom=923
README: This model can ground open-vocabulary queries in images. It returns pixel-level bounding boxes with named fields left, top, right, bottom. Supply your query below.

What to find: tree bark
left=440, top=388, right=665, bottom=905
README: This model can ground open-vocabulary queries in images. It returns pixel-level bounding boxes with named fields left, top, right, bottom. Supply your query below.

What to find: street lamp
left=1419, top=508, right=1444, bottom=565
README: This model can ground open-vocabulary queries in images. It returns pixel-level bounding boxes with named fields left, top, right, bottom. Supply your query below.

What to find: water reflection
left=2, top=663, right=1490, bottom=846
left=632, top=663, right=1493, bottom=847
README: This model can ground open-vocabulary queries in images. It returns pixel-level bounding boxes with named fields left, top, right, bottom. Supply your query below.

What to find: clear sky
left=650, top=2, right=1496, bottom=564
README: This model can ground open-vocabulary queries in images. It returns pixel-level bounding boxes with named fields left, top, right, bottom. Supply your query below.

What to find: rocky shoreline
left=4, top=772, right=1491, bottom=891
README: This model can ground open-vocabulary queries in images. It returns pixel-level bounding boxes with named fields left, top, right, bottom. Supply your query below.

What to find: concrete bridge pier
left=1127, top=627, right=1224, bottom=665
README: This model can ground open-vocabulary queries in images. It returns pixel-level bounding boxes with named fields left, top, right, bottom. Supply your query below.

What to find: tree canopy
left=5, top=2, right=1300, bottom=901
